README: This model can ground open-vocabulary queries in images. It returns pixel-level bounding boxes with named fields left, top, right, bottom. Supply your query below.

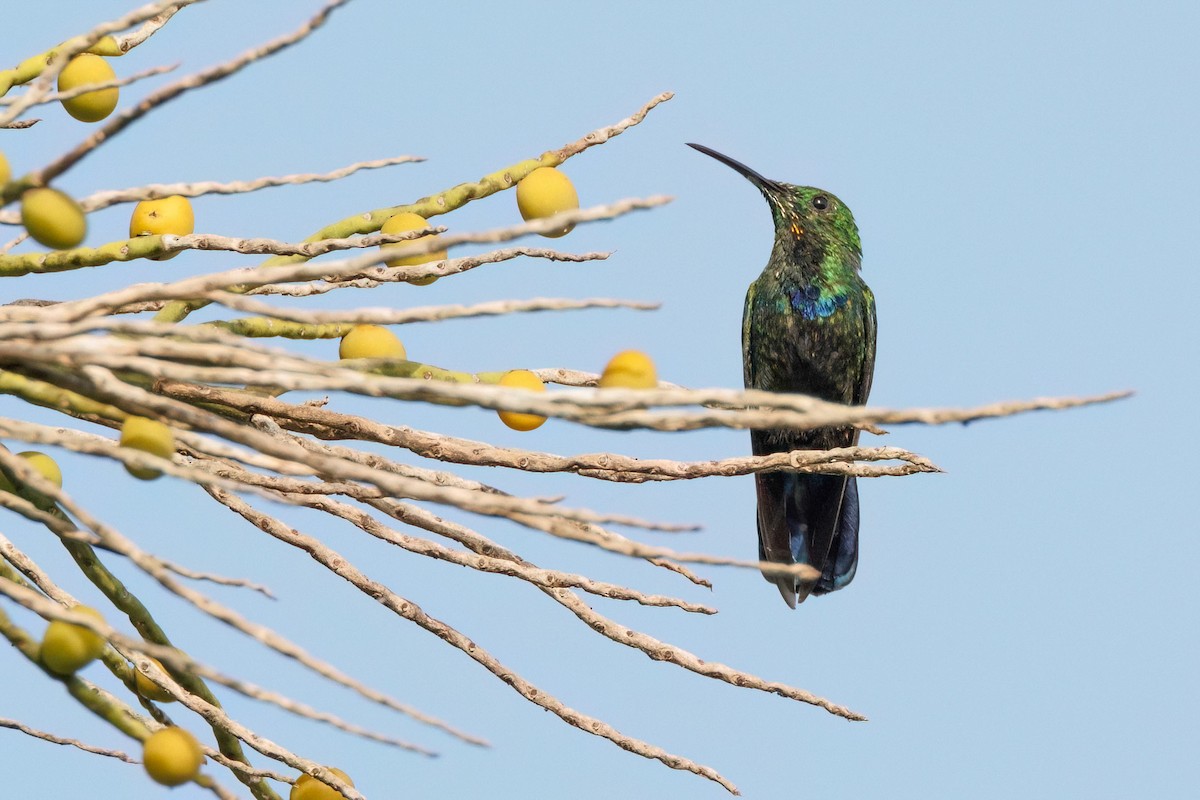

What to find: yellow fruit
left=130, top=195, right=194, bottom=261
left=516, top=167, right=579, bottom=237
left=21, top=187, right=87, bottom=249
left=291, top=768, right=355, bottom=800
left=40, top=605, right=106, bottom=675
left=134, top=656, right=176, bottom=702
left=13, top=451, right=62, bottom=487
left=57, top=54, right=119, bottom=122
left=494, top=371, right=549, bottom=431
left=0, top=151, right=10, bottom=186
left=142, top=727, right=204, bottom=787
left=120, top=416, right=175, bottom=480
left=338, top=325, right=406, bottom=360
left=495, top=369, right=548, bottom=431
left=598, top=350, right=658, bottom=389
left=0, top=451, right=64, bottom=509
left=381, top=211, right=446, bottom=283
left=130, top=195, right=194, bottom=237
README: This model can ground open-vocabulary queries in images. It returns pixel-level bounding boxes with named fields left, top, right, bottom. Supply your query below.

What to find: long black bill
left=686, top=142, right=784, bottom=193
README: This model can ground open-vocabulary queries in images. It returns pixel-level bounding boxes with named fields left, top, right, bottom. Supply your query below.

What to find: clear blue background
left=3, top=2, right=1197, bottom=798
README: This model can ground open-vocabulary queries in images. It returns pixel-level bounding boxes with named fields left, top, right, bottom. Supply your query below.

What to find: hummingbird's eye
left=811, top=195, right=829, bottom=211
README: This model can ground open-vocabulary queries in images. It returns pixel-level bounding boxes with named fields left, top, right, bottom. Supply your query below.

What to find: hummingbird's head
left=686, top=143, right=861, bottom=264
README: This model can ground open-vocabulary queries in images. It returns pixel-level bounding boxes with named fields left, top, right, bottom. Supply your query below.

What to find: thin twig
left=22, top=0, right=351, bottom=187
left=0, top=155, right=424, bottom=224
left=0, top=0, right=198, bottom=128
left=245, top=247, right=610, bottom=298
left=0, top=63, right=178, bottom=109
left=203, top=295, right=660, bottom=327
left=207, top=486, right=740, bottom=794
left=0, top=717, right=137, bottom=763
left=0, top=446, right=486, bottom=748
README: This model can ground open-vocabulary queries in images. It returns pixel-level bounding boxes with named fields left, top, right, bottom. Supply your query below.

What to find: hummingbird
left=687, top=143, right=877, bottom=608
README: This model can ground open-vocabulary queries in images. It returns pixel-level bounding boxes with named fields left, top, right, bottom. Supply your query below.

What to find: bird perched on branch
left=688, top=143, right=877, bottom=607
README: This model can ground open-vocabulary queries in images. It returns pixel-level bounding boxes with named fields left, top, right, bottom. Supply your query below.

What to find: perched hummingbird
left=687, top=143, right=877, bottom=608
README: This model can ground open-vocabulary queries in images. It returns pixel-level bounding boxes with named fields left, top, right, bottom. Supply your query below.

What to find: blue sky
left=3, top=2, right=1197, bottom=798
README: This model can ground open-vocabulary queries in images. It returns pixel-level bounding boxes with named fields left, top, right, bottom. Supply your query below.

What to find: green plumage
left=689, top=143, right=877, bottom=607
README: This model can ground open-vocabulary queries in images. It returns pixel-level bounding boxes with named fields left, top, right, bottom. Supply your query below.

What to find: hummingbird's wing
left=853, top=285, right=877, bottom=406
left=810, top=284, right=877, bottom=595
left=811, top=286, right=878, bottom=594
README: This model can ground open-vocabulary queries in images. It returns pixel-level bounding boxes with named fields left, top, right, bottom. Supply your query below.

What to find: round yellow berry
left=130, top=195, right=194, bottom=237
left=40, top=605, right=106, bottom=675
left=0, top=451, right=64, bottom=509
left=142, top=726, right=204, bottom=787
left=338, top=325, right=406, bottom=360
left=21, top=187, right=87, bottom=249
left=598, top=350, right=658, bottom=389
left=291, top=768, right=355, bottom=800
left=0, top=151, right=10, bottom=186
left=120, top=416, right=175, bottom=481
left=16, top=451, right=62, bottom=487
left=516, top=167, right=579, bottom=238
left=131, top=195, right=194, bottom=261
left=496, top=369, right=547, bottom=432
left=381, top=211, right=446, bottom=283
left=134, top=656, right=176, bottom=702
left=57, top=54, right=119, bottom=123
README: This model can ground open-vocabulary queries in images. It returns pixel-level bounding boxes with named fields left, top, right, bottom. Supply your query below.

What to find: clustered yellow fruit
left=0, top=151, right=10, bottom=186
left=120, top=415, right=176, bottom=480
left=134, top=656, right=177, bottom=702
left=40, top=605, right=106, bottom=676
left=290, top=767, right=355, bottom=800
left=516, top=166, right=579, bottom=237
left=338, top=325, right=406, bottom=360
left=381, top=211, right=446, bottom=284
left=57, top=53, right=119, bottom=122
left=598, top=350, right=658, bottom=389
left=496, top=369, right=548, bottom=431
left=142, top=726, right=204, bottom=786
left=21, top=187, right=87, bottom=249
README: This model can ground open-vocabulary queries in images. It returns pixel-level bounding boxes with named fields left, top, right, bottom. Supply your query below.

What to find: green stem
left=0, top=567, right=151, bottom=741
left=0, top=369, right=128, bottom=422
left=0, top=36, right=120, bottom=97
left=50, top=519, right=280, bottom=800
left=153, top=150, right=569, bottom=324
left=0, top=235, right=184, bottom=277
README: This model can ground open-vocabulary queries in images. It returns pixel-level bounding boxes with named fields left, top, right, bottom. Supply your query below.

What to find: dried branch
left=0, top=155, right=426, bottom=224
left=0, top=447, right=484, bottom=749
left=203, top=295, right=660, bottom=328
left=0, top=195, right=665, bottom=287
left=0, top=0, right=199, bottom=126
left=0, top=583, right=368, bottom=800
left=206, top=453, right=714, bottom=614
left=113, top=4, right=189, bottom=52
left=0, top=717, right=138, bottom=763
left=207, top=486, right=739, bottom=794
left=13, top=0, right=351, bottom=190
left=246, top=247, right=610, bottom=298
left=0, top=62, right=178, bottom=110
left=1, top=324, right=1125, bottom=434
left=152, top=90, right=675, bottom=323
